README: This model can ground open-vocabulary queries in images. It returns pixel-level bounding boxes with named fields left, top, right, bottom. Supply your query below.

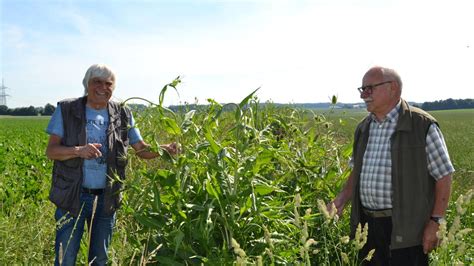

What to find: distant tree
left=0, top=105, right=9, bottom=115
left=10, top=106, right=38, bottom=116
left=36, top=107, right=44, bottom=115
left=27, top=106, right=37, bottom=115
left=43, top=103, right=55, bottom=115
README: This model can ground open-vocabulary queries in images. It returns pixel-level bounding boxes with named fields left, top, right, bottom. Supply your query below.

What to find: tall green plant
left=120, top=79, right=352, bottom=264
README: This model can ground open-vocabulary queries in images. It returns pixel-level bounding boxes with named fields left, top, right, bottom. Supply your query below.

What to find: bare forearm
left=46, top=144, right=81, bottom=161
left=132, top=140, right=179, bottom=160
left=136, top=150, right=159, bottom=159
left=133, top=141, right=159, bottom=159
left=337, top=171, right=355, bottom=202
left=423, top=175, right=452, bottom=254
left=46, top=135, right=102, bottom=161
left=431, top=175, right=452, bottom=217
left=329, top=171, right=355, bottom=216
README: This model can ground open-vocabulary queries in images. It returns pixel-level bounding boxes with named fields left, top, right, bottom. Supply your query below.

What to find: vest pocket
left=53, top=174, right=74, bottom=189
left=49, top=161, right=82, bottom=212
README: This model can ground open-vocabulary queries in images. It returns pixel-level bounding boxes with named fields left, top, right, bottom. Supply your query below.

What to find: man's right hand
left=327, top=197, right=347, bottom=217
left=77, top=143, right=102, bottom=159
left=327, top=171, right=355, bottom=217
left=46, top=135, right=102, bottom=161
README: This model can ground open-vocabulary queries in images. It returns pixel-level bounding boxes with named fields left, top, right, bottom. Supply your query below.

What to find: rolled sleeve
left=128, top=111, right=143, bottom=145
left=46, top=105, right=64, bottom=138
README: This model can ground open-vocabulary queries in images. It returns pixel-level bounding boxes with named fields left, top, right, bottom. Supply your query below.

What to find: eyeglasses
left=357, top=81, right=393, bottom=94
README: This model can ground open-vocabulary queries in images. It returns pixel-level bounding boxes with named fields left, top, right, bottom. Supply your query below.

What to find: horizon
left=2, top=97, right=472, bottom=110
left=2, top=0, right=473, bottom=108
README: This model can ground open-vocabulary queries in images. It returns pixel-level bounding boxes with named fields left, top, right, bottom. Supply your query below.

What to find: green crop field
left=0, top=104, right=472, bottom=265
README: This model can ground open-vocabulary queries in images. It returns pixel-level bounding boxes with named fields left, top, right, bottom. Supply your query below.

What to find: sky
left=1, top=0, right=473, bottom=108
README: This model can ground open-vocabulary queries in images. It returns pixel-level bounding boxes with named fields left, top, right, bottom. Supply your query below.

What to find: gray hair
left=82, top=64, right=116, bottom=95
left=380, top=67, right=403, bottom=91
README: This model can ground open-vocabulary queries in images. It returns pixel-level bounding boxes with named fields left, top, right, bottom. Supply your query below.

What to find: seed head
left=341, top=252, right=349, bottom=264
left=340, top=236, right=350, bottom=244
left=365, top=249, right=375, bottom=262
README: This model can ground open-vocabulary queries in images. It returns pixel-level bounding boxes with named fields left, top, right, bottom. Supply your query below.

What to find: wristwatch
left=430, top=216, right=446, bottom=225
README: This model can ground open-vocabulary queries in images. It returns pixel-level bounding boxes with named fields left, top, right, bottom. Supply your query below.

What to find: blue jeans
left=54, top=192, right=115, bottom=266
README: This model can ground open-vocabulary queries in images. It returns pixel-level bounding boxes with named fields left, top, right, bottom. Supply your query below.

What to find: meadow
left=0, top=100, right=472, bottom=265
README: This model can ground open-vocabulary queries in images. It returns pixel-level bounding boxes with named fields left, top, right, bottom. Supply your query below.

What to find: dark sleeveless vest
left=350, top=99, right=439, bottom=249
left=49, top=96, right=130, bottom=217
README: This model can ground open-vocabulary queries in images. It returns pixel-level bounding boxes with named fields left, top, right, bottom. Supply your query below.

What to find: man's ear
left=391, top=81, right=400, bottom=97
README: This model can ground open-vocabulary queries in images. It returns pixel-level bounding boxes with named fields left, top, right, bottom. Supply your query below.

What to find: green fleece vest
left=49, top=96, right=130, bottom=217
left=350, top=99, right=438, bottom=249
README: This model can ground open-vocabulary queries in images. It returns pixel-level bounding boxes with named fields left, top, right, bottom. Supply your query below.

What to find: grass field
left=0, top=108, right=472, bottom=264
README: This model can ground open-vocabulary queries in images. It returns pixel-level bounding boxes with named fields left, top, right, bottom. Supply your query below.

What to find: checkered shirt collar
left=369, top=100, right=402, bottom=123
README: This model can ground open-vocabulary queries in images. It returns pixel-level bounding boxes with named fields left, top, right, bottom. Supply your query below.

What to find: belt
left=81, top=187, right=104, bottom=195
left=362, top=208, right=392, bottom=218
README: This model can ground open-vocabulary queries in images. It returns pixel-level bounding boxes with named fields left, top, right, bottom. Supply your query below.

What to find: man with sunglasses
left=329, top=66, right=454, bottom=265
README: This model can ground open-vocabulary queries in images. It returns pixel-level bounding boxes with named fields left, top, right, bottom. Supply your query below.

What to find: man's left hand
left=160, top=142, right=181, bottom=156
left=422, top=220, right=440, bottom=254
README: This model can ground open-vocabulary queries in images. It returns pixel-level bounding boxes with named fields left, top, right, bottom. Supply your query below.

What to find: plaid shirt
left=358, top=102, right=455, bottom=209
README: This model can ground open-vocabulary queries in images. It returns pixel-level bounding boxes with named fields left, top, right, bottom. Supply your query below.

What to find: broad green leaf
left=181, top=110, right=196, bottom=133
left=205, top=179, right=219, bottom=199
left=151, top=184, right=161, bottom=212
left=159, top=171, right=177, bottom=187
left=178, top=210, right=187, bottom=219
left=240, top=195, right=252, bottom=216
left=239, top=87, right=260, bottom=109
left=161, top=116, right=182, bottom=135
left=253, top=149, right=274, bottom=174
left=254, top=184, right=277, bottom=195
left=203, top=127, right=220, bottom=154
left=343, top=143, right=353, bottom=157
left=184, top=109, right=196, bottom=121
left=173, top=229, right=185, bottom=256
left=134, top=214, right=161, bottom=229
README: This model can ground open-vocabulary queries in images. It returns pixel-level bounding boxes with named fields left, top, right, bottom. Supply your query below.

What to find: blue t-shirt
left=46, top=105, right=142, bottom=189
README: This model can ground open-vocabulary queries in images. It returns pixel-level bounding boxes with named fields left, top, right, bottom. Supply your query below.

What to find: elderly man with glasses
left=328, top=66, right=454, bottom=265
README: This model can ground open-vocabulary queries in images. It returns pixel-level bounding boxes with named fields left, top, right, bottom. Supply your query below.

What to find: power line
left=0, top=79, right=11, bottom=106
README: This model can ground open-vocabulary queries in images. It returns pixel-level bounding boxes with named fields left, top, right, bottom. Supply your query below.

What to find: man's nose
left=360, top=90, right=370, bottom=99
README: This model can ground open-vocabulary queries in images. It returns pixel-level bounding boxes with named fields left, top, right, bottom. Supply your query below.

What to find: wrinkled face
left=360, top=71, right=395, bottom=115
left=87, top=77, right=114, bottom=109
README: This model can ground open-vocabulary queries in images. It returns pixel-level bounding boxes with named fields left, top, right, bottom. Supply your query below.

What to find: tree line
left=0, top=103, right=56, bottom=116
left=421, top=98, right=474, bottom=111
left=1, top=99, right=472, bottom=116
left=0, top=103, right=145, bottom=116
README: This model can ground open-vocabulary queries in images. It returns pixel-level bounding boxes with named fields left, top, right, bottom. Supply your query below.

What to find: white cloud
left=3, top=25, right=27, bottom=50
